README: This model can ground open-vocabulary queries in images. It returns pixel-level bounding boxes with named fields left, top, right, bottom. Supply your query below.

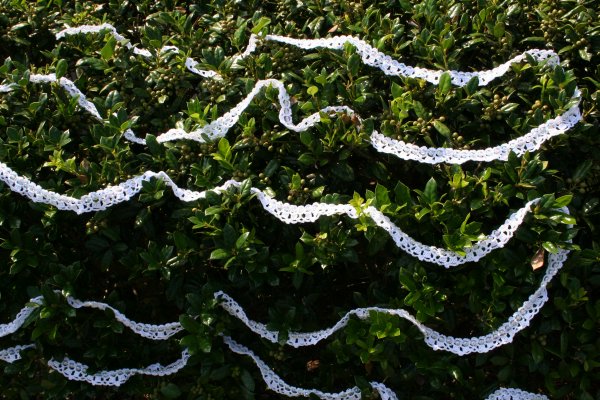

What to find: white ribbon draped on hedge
left=1, top=279, right=559, bottom=398
left=0, top=160, right=566, bottom=268
left=0, top=23, right=580, bottom=399
left=3, top=26, right=584, bottom=164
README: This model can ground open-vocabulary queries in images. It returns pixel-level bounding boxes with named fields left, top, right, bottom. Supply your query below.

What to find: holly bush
left=0, top=0, right=598, bottom=399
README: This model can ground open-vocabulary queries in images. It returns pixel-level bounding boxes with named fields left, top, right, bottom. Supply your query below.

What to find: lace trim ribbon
left=49, top=24, right=582, bottom=164
left=0, top=342, right=548, bottom=399
left=215, top=248, right=568, bottom=355
left=222, top=335, right=388, bottom=400
left=0, top=249, right=563, bottom=397
left=65, top=297, right=183, bottom=340
left=0, top=23, right=570, bottom=398
left=223, top=336, right=549, bottom=400
left=56, top=24, right=561, bottom=86
left=0, top=344, right=36, bottom=363
left=48, top=349, right=191, bottom=386
left=485, top=388, right=549, bottom=400
left=55, top=23, right=219, bottom=78
left=0, top=241, right=568, bottom=359
left=1, top=70, right=581, bottom=163
left=0, top=159, right=564, bottom=268
left=249, top=34, right=560, bottom=86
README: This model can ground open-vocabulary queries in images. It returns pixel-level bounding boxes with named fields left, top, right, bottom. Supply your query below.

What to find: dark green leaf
left=210, top=248, right=229, bottom=260
left=347, top=53, right=361, bottom=77
left=160, top=384, right=182, bottom=399
left=433, top=120, right=451, bottom=137
left=422, top=177, right=438, bottom=204
left=437, top=72, right=451, bottom=96
left=55, top=59, right=68, bottom=79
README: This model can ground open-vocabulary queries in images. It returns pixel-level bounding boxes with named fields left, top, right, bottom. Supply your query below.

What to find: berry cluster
left=540, top=4, right=565, bottom=44
left=483, top=94, right=510, bottom=121
left=200, top=77, right=228, bottom=103
left=272, top=46, right=303, bottom=72
left=287, top=174, right=317, bottom=203
left=268, top=345, right=286, bottom=361
left=525, top=99, right=550, bottom=116
left=237, top=128, right=284, bottom=153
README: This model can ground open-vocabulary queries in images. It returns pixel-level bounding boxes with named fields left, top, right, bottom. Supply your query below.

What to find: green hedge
left=0, top=0, right=598, bottom=398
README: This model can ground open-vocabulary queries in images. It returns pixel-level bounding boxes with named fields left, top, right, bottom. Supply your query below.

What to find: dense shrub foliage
left=0, top=0, right=598, bottom=398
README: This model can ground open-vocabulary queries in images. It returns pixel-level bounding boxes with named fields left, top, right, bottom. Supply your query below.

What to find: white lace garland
left=222, top=335, right=392, bottom=400
left=0, top=293, right=182, bottom=342
left=56, top=24, right=561, bottom=86
left=55, top=23, right=219, bottom=78
left=0, top=295, right=43, bottom=337
left=50, top=24, right=583, bottom=164
left=249, top=34, right=560, bottom=86
left=65, top=297, right=183, bottom=340
left=224, top=336, right=548, bottom=400
left=3, top=69, right=580, bottom=164
left=369, top=101, right=581, bottom=164
left=0, top=340, right=548, bottom=400
left=0, top=72, right=145, bottom=146
left=0, top=269, right=561, bottom=398
left=0, top=158, right=563, bottom=268
left=0, top=73, right=102, bottom=120
left=48, top=349, right=191, bottom=386
left=216, top=249, right=569, bottom=356
left=0, top=23, right=575, bottom=399
left=0, top=237, right=568, bottom=359
left=0, top=344, right=35, bottom=363
left=485, top=388, right=549, bottom=400
left=0, top=341, right=547, bottom=400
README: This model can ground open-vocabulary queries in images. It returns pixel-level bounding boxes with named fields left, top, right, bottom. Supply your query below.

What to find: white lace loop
left=56, top=24, right=219, bottom=78
left=48, top=349, right=190, bottom=386
left=0, top=342, right=548, bottom=399
left=222, top=335, right=388, bottom=400
left=0, top=237, right=569, bottom=359
left=0, top=344, right=36, bottom=363
left=55, top=24, right=560, bottom=87
left=256, top=34, right=559, bottom=86
left=0, top=296, right=43, bottom=337
left=1, top=72, right=581, bottom=164
left=0, top=259, right=564, bottom=398
left=66, top=297, right=183, bottom=340
left=214, top=248, right=569, bottom=356
left=0, top=161, right=564, bottom=268
left=223, top=336, right=548, bottom=400
left=49, top=24, right=582, bottom=164
left=0, top=23, right=574, bottom=399
left=0, top=74, right=102, bottom=120
left=485, top=388, right=548, bottom=400
left=370, top=99, right=581, bottom=164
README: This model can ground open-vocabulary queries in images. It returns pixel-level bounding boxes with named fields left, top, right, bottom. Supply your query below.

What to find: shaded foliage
left=0, top=0, right=598, bottom=399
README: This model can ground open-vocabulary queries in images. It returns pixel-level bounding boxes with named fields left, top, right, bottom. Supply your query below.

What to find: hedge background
left=0, top=0, right=598, bottom=399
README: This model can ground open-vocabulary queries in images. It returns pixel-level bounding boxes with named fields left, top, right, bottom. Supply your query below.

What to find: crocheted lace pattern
left=0, top=159, right=560, bottom=268
left=1, top=278, right=559, bottom=398
left=3, top=24, right=583, bottom=165
left=0, top=23, right=579, bottom=399
left=216, top=247, right=568, bottom=356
